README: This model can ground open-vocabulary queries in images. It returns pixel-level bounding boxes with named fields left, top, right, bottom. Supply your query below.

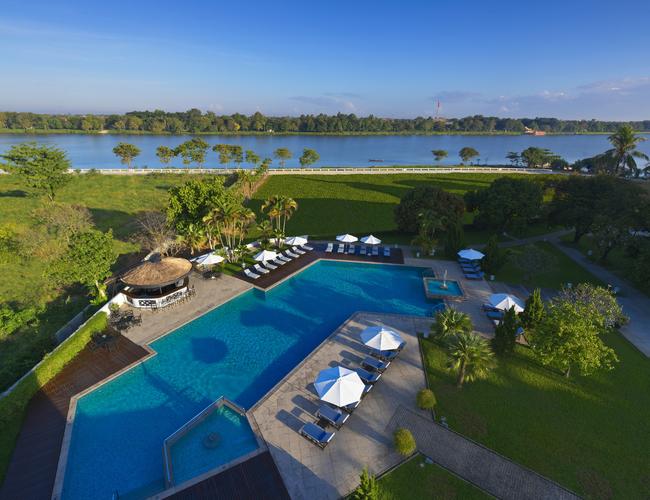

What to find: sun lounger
left=278, top=254, right=292, bottom=263
left=300, top=422, right=335, bottom=449
left=337, top=244, right=345, bottom=254
left=371, top=246, right=379, bottom=256
left=486, top=310, right=504, bottom=320
left=243, top=268, right=260, bottom=280
left=325, top=243, right=333, bottom=253
left=253, top=264, right=269, bottom=274
left=302, top=244, right=314, bottom=251
left=348, top=245, right=356, bottom=254
left=292, top=246, right=306, bottom=255
left=317, top=404, right=349, bottom=429
left=361, top=356, right=390, bottom=372
left=383, top=247, right=391, bottom=257
left=464, top=272, right=484, bottom=280
left=356, top=367, right=381, bottom=384
left=263, top=261, right=278, bottom=270
left=285, top=249, right=300, bottom=258
left=482, top=304, right=500, bottom=312
left=271, top=258, right=287, bottom=266
left=370, top=348, right=399, bottom=362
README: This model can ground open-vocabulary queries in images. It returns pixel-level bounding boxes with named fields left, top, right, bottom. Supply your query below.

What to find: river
left=1, top=133, right=648, bottom=169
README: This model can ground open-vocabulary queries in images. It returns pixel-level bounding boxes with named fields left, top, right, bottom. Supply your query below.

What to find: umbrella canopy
left=360, top=234, right=382, bottom=245
left=458, top=248, right=485, bottom=261
left=314, top=366, right=365, bottom=407
left=121, top=256, right=192, bottom=288
left=489, top=293, right=525, bottom=313
left=285, top=236, right=309, bottom=246
left=336, top=233, right=358, bottom=243
left=254, top=249, right=279, bottom=262
left=191, top=252, right=225, bottom=267
left=360, top=326, right=403, bottom=351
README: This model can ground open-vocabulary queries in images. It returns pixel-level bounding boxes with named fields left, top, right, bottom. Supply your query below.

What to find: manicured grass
left=494, top=241, right=604, bottom=289
left=420, top=335, right=650, bottom=499
left=378, top=455, right=490, bottom=500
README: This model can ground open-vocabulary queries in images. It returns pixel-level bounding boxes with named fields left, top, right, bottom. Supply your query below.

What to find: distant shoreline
left=2, top=128, right=645, bottom=137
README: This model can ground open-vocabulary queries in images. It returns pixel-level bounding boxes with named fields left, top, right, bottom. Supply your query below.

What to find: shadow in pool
left=191, top=337, right=228, bottom=364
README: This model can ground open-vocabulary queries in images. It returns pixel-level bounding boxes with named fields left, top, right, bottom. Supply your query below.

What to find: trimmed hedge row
left=0, top=311, right=108, bottom=484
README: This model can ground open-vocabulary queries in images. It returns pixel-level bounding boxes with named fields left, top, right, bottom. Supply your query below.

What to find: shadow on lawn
left=0, top=189, right=28, bottom=198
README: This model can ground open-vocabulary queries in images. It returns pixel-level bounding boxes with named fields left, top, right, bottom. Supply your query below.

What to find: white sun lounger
left=347, top=245, right=356, bottom=254
left=301, top=244, right=314, bottom=251
left=263, top=261, right=278, bottom=270
left=383, top=247, right=391, bottom=257
left=253, top=264, right=270, bottom=274
left=325, top=243, right=333, bottom=253
left=278, top=254, right=292, bottom=262
left=337, top=244, right=345, bottom=254
left=292, top=246, right=306, bottom=255
left=372, top=246, right=379, bottom=256
left=271, top=258, right=287, bottom=266
left=286, top=249, right=300, bottom=258
left=244, top=268, right=260, bottom=279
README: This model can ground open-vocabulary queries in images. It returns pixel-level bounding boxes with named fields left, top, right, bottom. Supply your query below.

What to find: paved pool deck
left=249, top=312, right=433, bottom=499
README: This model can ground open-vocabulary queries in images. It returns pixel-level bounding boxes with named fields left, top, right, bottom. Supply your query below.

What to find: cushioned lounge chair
left=300, top=422, right=335, bottom=449
left=370, top=348, right=399, bottom=362
left=278, top=254, right=292, bottom=263
left=337, top=244, right=345, bottom=254
left=285, top=249, right=300, bottom=258
left=486, top=310, right=504, bottom=320
left=361, top=356, right=390, bottom=372
left=325, top=243, right=333, bottom=253
left=317, top=404, right=349, bottom=429
left=464, top=272, right=484, bottom=280
left=263, top=261, right=278, bottom=270
left=372, top=246, right=379, bottom=256
left=271, top=258, right=287, bottom=266
left=243, top=268, right=260, bottom=280
left=348, top=245, right=356, bottom=254
left=253, top=264, right=270, bottom=274
left=383, top=247, right=391, bottom=257
left=301, top=244, right=314, bottom=251
left=292, top=246, right=306, bottom=255
left=356, top=367, right=381, bottom=384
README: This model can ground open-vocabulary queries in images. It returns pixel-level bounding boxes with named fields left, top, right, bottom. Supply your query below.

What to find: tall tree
left=492, top=307, right=519, bottom=355
left=1, top=142, right=71, bottom=201
left=156, top=146, right=175, bottom=166
left=431, top=307, right=473, bottom=342
left=521, top=288, right=545, bottom=331
left=446, top=332, right=496, bottom=388
left=351, top=467, right=380, bottom=500
left=213, top=144, right=231, bottom=167
left=482, top=234, right=504, bottom=274
left=274, top=148, right=292, bottom=168
left=112, top=142, right=141, bottom=169
left=167, top=177, right=229, bottom=233
left=606, top=125, right=649, bottom=176
left=506, top=151, right=521, bottom=166
left=245, top=150, right=260, bottom=167
left=229, top=145, right=244, bottom=169
left=459, top=146, right=479, bottom=164
left=299, top=148, right=320, bottom=168
left=177, top=222, right=206, bottom=255
left=432, top=149, right=448, bottom=163
left=395, top=186, right=465, bottom=234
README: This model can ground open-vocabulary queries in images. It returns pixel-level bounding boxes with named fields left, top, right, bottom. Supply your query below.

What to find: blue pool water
left=62, top=261, right=431, bottom=499
left=169, top=405, right=258, bottom=487
left=425, top=279, right=463, bottom=297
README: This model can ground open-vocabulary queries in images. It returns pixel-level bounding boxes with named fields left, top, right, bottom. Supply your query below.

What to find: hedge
left=0, top=311, right=108, bottom=485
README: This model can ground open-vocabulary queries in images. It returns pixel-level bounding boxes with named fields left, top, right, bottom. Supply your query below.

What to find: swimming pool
left=61, top=261, right=431, bottom=499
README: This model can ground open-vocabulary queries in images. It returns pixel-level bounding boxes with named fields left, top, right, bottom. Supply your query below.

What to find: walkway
left=0, top=336, right=148, bottom=500
left=388, top=406, right=580, bottom=500
left=163, top=451, right=290, bottom=500
left=549, top=238, right=650, bottom=356
left=249, top=312, right=433, bottom=499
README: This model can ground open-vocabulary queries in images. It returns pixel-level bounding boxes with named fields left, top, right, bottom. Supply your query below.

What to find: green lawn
left=494, top=241, right=604, bottom=289
left=377, top=455, right=490, bottom=499
left=420, top=335, right=650, bottom=499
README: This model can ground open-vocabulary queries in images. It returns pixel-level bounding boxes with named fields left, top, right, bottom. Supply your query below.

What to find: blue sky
left=1, top=0, right=649, bottom=119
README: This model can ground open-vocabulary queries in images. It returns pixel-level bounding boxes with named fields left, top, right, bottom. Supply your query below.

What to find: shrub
left=351, top=467, right=380, bottom=500
left=416, top=388, right=437, bottom=410
left=393, top=428, right=416, bottom=456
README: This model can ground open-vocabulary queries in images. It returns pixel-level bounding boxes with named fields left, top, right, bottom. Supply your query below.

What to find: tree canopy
left=299, top=148, right=320, bottom=168
left=395, top=186, right=465, bottom=234
left=459, top=146, right=479, bottom=164
left=112, top=142, right=141, bottom=169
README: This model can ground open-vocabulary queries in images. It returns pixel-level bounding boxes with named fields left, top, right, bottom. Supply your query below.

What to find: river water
left=1, top=133, right=648, bottom=169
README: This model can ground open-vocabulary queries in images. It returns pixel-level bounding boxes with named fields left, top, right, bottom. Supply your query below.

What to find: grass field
left=420, top=334, right=650, bottom=499
left=494, top=241, right=604, bottom=289
left=377, top=455, right=490, bottom=499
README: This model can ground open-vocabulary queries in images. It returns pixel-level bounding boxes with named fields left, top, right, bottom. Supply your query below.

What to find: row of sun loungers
left=458, top=257, right=485, bottom=280
left=243, top=244, right=314, bottom=280
left=299, top=341, right=406, bottom=449
left=324, top=243, right=391, bottom=257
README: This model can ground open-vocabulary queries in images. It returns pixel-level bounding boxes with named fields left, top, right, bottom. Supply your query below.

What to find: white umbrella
left=336, top=233, right=358, bottom=243
left=254, top=249, right=278, bottom=262
left=314, top=366, right=365, bottom=407
left=191, top=252, right=225, bottom=266
left=360, top=234, right=382, bottom=245
left=458, top=248, right=485, bottom=261
left=285, top=236, right=309, bottom=246
left=489, top=293, right=524, bottom=313
left=360, top=326, right=403, bottom=351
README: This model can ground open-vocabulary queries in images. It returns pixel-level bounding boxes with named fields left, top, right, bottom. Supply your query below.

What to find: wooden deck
left=0, top=335, right=148, bottom=500
left=167, top=451, right=290, bottom=500
left=238, top=246, right=405, bottom=289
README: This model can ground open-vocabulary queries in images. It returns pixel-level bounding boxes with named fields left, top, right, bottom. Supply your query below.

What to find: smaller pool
left=168, top=406, right=258, bottom=487
left=425, top=279, right=463, bottom=298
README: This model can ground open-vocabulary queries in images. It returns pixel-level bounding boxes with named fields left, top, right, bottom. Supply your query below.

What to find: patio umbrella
left=253, top=249, right=278, bottom=262
left=285, top=236, right=309, bottom=246
left=360, top=326, right=403, bottom=351
left=489, top=293, right=524, bottom=313
left=191, top=252, right=225, bottom=266
left=360, top=234, right=382, bottom=245
left=457, top=248, right=485, bottom=261
left=336, top=233, right=358, bottom=243
left=314, top=366, right=365, bottom=407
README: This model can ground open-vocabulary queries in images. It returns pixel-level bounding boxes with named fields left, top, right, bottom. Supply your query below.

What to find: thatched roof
left=120, top=256, right=192, bottom=288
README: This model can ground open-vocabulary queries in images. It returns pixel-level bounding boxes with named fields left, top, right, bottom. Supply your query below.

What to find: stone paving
left=249, top=312, right=434, bottom=499
left=123, top=272, right=252, bottom=345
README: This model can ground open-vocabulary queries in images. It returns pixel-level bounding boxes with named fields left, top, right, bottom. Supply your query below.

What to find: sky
left=1, top=0, right=650, bottom=120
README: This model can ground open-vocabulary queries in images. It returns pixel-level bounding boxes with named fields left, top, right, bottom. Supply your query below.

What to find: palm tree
left=280, top=197, right=298, bottom=235
left=204, top=199, right=255, bottom=262
left=256, top=220, right=274, bottom=247
left=261, top=195, right=283, bottom=234
left=178, top=223, right=205, bottom=255
left=431, top=307, right=473, bottom=341
left=237, top=169, right=256, bottom=199
left=446, top=332, right=496, bottom=388
left=607, top=125, right=649, bottom=177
